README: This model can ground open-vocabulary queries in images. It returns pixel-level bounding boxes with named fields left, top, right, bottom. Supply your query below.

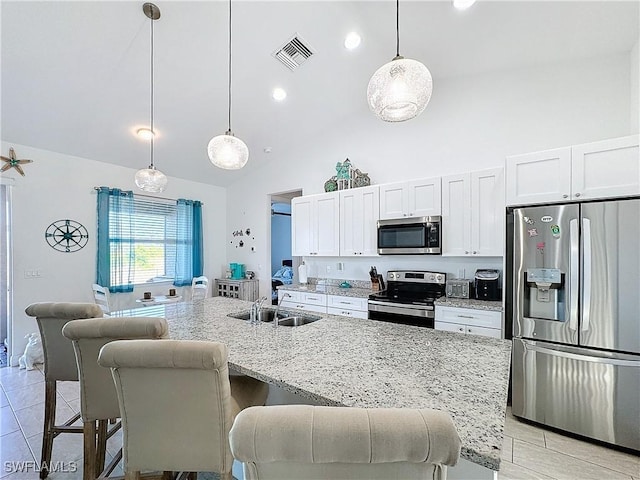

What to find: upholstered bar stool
left=25, top=302, right=104, bottom=479
left=61, top=316, right=169, bottom=480
left=98, top=339, right=269, bottom=480
left=229, top=405, right=462, bottom=480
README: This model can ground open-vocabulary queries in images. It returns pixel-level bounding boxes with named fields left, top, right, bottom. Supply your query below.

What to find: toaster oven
left=446, top=279, right=472, bottom=299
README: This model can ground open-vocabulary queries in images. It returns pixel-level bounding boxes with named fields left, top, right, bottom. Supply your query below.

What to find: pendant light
left=207, top=0, right=249, bottom=170
left=367, top=0, right=433, bottom=122
left=135, top=3, right=168, bottom=193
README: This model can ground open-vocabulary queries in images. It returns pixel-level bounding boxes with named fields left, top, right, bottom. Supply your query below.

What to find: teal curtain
left=96, top=187, right=134, bottom=293
left=174, top=199, right=203, bottom=286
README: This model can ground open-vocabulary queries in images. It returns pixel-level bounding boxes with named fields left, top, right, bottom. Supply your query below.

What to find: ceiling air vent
left=273, top=34, right=315, bottom=71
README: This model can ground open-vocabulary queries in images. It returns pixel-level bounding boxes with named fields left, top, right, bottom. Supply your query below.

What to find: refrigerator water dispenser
left=525, top=268, right=564, bottom=321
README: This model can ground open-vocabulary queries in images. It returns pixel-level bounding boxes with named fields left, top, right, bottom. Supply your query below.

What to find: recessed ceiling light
left=344, top=32, right=361, bottom=50
left=453, top=0, right=476, bottom=11
left=272, top=88, right=287, bottom=101
left=136, top=128, right=155, bottom=140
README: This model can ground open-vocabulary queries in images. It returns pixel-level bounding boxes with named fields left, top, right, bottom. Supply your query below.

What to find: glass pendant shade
left=367, top=57, right=433, bottom=122
left=207, top=131, right=249, bottom=170
left=134, top=165, right=168, bottom=193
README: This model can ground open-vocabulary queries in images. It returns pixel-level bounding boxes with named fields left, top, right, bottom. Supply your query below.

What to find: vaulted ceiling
left=2, top=1, right=638, bottom=186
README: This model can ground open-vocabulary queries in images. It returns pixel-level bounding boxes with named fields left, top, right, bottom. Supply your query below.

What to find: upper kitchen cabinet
left=379, top=177, right=441, bottom=220
left=506, top=134, right=639, bottom=206
left=340, top=185, right=380, bottom=256
left=442, top=168, right=505, bottom=257
left=291, top=192, right=340, bottom=257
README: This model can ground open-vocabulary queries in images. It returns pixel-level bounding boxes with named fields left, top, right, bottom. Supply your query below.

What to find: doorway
left=269, top=190, right=301, bottom=304
left=0, top=181, right=13, bottom=367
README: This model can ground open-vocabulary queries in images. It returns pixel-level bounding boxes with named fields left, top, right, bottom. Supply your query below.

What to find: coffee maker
left=474, top=269, right=501, bottom=301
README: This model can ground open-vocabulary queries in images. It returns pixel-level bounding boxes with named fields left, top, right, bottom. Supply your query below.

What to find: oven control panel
left=387, top=271, right=446, bottom=284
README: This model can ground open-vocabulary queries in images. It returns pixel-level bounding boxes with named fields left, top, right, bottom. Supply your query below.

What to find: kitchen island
left=111, top=296, right=512, bottom=476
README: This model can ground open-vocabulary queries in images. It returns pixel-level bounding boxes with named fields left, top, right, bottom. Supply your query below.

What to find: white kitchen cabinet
left=442, top=168, right=504, bottom=257
left=291, top=192, right=340, bottom=257
left=278, top=290, right=327, bottom=314
left=506, top=135, right=639, bottom=206
left=327, top=295, right=368, bottom=319
left=434, top=306, right=502, bottom=339
left=340, top=186, right=379, bottom=256
left=379, top=177, right=441, bottom=219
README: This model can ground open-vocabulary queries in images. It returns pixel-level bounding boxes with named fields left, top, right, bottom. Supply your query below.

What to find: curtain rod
left=93, top=187, right=204, bottom=205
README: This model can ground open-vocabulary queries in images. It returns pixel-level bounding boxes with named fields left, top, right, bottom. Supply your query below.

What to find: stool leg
left=95, top=420, right=108, bottom=477
left=124, top=470, right=140, bottom=480
left=40, top=380, right=57, bottom=479
left=83, top=421, right=97, bottom=480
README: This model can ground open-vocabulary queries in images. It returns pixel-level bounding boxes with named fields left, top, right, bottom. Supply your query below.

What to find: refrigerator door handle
left=582, top=218, right=592, bottom=332
left=522, top=339, right=640, bottom=367
left=569, top=218, right=579, bottom=331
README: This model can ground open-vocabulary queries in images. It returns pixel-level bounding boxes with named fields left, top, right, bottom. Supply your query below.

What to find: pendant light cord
left=228, top=0, right=232, bottom=132
left=396, top=0, right=400, bottom=57
left=150, top=5, right=155, bottom=168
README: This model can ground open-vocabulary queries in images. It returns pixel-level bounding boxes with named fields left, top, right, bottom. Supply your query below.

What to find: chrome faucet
left=249, top=296, right=268, bottom=325
left=273, top=293, right=291, bottom=328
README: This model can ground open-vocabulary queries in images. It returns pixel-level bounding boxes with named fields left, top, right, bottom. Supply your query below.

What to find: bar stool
left=61, top=316, right=169, bottom=480
left=230, top=405, right=462, bottom=480
left=25, top=302, right=104, bottom=479
left=98, top=339, right=269, bottom=480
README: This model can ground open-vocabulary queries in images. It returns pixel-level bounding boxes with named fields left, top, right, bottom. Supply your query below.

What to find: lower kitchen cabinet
left=278, top=290, right=327, bottom=314
left=327, top=295, right=368, bottom=319
left=278, top=290, right=369, bottom=318
left=434, top=306, right=502, bottom=339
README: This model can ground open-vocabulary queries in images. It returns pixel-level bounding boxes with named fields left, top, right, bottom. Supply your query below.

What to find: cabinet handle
left=458, top=327, right=464, bottom=332
left=465, top=251, right=469, bottom=254
left=575, top=193, right=581, bottom=197
left=473, top=251, right=477, bottom=254
left=563, top=194, right=569, bottom=198
left=403, top=213, right=407, bottom=217
left=457, top=315, right=475, bottom=319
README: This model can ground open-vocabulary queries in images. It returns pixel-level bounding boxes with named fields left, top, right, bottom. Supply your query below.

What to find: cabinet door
left=572, top=135, right=640, bottom=200
left=379, top=182, right=407, bottom=219
left=442, top=174, right=471, bottom=256
left=314, top=193, right=340, bottom=256
left=407, top=177, right=441, bottom=217
left=466, top=325, right=502, bottom=338
left=360, top=186, right=380, bottom=255
left=505, top=147, right=571, bottom=206
left=339, top=190, right=359, bottom=256
left=435, top=321, right=466, bottom=334
left=471, top=168, right=505, bottom=256
left=291, top=197, right=313, bottom=256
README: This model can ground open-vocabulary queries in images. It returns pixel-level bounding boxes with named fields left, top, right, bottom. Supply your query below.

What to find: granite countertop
left=277, top=283, right=374, bottom=299
left=112, top=297, right=512, bottom=471
left=434, top=297, right=504, bottom=312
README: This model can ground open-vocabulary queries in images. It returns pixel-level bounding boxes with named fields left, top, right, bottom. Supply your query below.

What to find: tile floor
left=1, top=364, right=638, bottom=479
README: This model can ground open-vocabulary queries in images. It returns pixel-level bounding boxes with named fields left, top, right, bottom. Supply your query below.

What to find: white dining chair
left=191, top=276, right=209, bottom=301
left=91, top=284, right=111, bottom=314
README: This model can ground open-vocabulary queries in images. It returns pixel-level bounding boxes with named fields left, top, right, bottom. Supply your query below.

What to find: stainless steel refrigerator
left=511, top=199, right=640, bottom=451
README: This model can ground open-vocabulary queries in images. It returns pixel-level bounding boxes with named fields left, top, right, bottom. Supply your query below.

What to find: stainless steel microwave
left=377, top=216, right=442, bottom=255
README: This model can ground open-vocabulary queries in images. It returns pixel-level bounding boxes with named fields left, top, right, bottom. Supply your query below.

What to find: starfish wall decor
left=1, top=147, right=33, bottom=176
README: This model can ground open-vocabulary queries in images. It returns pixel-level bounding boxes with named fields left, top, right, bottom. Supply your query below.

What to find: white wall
left=631, top=39, right=639, bottom=133
left=1, top=142, right=227, bottom=364
left=226, top=53, right=633, bottom=297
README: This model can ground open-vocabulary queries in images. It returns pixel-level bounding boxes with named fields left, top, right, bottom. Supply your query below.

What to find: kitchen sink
left=227, top=308, right=321, bottom=326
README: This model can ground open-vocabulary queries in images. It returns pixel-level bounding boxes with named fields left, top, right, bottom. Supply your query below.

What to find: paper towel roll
left=298, top=263, right=308, bottom=284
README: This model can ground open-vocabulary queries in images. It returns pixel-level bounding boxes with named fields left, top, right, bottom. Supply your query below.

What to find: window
left=113, top=197, right=178, bottom=285
left=96, top=187, right=203, bottom=292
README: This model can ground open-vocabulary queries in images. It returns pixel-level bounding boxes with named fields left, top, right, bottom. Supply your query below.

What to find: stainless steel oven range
left=368, top=270, right=446, bottom=328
